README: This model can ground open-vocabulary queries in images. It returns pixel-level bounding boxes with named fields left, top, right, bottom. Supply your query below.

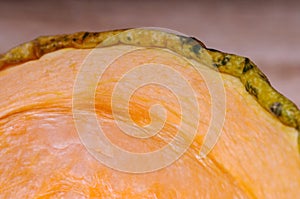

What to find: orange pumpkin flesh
left=0, top=45, right=299, bottom=198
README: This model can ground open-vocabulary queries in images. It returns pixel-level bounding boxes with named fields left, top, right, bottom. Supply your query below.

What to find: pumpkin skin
left=0, top=33, right=299, bottom=198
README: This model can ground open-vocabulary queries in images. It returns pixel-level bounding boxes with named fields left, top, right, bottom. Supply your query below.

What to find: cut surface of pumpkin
left=0, top=29, right=299, bottom=198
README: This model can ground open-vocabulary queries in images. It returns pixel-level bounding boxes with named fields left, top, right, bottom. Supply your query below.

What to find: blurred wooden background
left=0, top=0, right=299, bottom=106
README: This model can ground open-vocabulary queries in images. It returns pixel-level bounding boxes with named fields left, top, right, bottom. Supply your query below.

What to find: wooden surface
left=0, top=0, right=299, bottom=106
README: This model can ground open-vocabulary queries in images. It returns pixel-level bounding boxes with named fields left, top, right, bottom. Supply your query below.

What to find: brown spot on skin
left=178, top=35, right=199, bottom=46
left=191, top=44, right=201, bottom=54
left=82, top=32, right=90, bottom=40
left=212, top=55, right=230, bottom=68
left=222, top=55, right=230, bottom=65
left=258, top=71, right=270, bottom=84
left=270, top=102, right=282, bottom=117
left=63, top=36, right=69, bottom=42
left=245, top=81, right=258, bottom=98
left=243, top=58, right=253, bottom=73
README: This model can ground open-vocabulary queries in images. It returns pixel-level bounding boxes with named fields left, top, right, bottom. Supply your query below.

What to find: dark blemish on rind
left=82, top=32, right=90, bottom=40
left=50, top=38, right=56, bottom=42
left=126, top=36, right=132, bottom=41
left=178, top=35, right=197, bottom=45
left=177, top=35, right=205, bottom=48
left=245, top=81, right=250, bottom=91
left=221, top=55, right=230, bottom=65
left=245, top=81, right=258, bottom=98
left=72, top=38, right=77, bottom=42
left=213, top=63, right=220, bottom=68
left=270, top=102, right=282, bottom=116
left=243, top=58, right=254, bottom=73
left=212, top=55, right=230, bottom=68
left=192, top=44, right=201, bottom=54
left=258, top=71, right=270, bottom=84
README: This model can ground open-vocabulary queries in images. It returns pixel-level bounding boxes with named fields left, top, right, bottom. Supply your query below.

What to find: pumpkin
left=0, top=29, right=299, bottom=198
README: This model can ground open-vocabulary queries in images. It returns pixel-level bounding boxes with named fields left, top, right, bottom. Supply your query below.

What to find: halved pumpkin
left=0, top=29, right=299, bottom=198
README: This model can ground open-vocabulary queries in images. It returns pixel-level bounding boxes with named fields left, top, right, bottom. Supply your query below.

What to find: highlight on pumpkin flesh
left=0, top=28, right=299, bottom=152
